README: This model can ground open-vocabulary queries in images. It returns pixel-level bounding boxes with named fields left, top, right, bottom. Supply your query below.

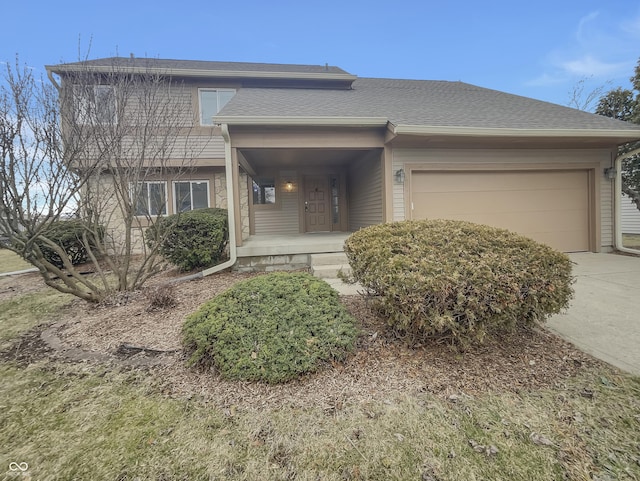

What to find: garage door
left=410, top=170, right=590, bottom=252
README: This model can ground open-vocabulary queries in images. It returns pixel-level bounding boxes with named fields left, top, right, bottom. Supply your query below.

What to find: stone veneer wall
left=213, top=170, right=250, bottom=241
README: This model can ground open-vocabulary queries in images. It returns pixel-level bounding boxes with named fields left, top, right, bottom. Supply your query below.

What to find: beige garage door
left=411, top=170, right=590, bottom=252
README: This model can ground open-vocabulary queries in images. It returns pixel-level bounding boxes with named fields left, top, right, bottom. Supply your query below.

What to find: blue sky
left=2, top=0, right=639, bottom=108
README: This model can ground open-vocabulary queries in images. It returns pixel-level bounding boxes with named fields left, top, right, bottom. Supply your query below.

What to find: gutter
left=168, top=123, right=237, bottom=283
left=213, top=116, right=389, bottom=127
left=391, top=124, right=640, bottom=141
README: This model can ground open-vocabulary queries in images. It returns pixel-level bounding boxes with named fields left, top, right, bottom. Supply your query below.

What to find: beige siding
left=622, top=193, right=640, bottom=234
left=392, top=148, right=614, bottom=249
left=173, top=135, right=224, bottom=159
left=392, top=152, right=406, bottom=222
left=348, top=150, right=384, bottom=231
left=253, top=170, right=300, bottom=235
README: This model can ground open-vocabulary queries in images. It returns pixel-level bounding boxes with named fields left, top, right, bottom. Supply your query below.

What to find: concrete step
left=309, top=252, right=349, bottom=267
left=311, top=264, right=352, bottom=279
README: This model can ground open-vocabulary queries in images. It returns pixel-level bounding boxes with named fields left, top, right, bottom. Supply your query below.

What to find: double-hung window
left=198, top=89, right=235, bottom=125
left=133, top=181, right=167, bottom=216
left=74, top=85, right=117, bottom=125
left=174, top=180, right=210, bottom=212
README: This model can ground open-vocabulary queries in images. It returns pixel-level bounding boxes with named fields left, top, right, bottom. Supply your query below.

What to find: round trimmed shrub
left=146, top=208, right=228, bottom=271
left=344, top=220, right=573, bottom=344
left=36, top=220, right=103, bottom=268
left=182, top=272, right=358, bottom=383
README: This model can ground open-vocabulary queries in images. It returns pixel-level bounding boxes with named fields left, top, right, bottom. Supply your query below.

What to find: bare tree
left=1, top=57, right=205, bottom=302
left=566, top=76, right=611, bottom=112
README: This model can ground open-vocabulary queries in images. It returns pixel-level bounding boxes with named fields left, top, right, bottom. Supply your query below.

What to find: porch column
left=231, top=147, right=243, bottom=247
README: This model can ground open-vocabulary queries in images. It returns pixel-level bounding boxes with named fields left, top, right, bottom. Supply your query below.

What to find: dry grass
left=1, top=271, right=640, bottom=480
left=0, top=361, right=639, bottom=480
left=0, top=248, right=34, bottom=274
left=0, top=281, right=71, bottom=351
left=622, top=233, right=640, bottom=249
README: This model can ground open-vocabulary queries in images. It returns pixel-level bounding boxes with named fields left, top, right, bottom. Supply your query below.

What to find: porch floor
left=237, top=232, right=351, bottom=257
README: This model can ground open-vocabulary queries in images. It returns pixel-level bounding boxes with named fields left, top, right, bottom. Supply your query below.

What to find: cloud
left=576, top=11, right=599, bottom=43
left=560, top=55, right=633, bottom=77
left=620, top=13, right=640, bottom=37
left=527, top=8, right=640, bottom=91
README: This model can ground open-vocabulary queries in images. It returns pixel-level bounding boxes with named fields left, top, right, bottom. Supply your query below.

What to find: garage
left=410, top=170, right=591, bottom=252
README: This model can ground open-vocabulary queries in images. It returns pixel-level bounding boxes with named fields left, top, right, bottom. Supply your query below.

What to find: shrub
left=344, top=220, right=573, bottom=345
left=182, top=272, right=358, bottom=383
left=36, top=220, right=103, bottom=268
left=147, top=208, right=228, bottom=272
left=144, top=284, right=177, bottom=311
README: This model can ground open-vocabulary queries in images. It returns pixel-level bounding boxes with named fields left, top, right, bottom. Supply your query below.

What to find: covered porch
left=237, top=232, right=351, bottom=257
left=234, top=232, right=352, bottom=272
left=227, top=126, right=391, bottom=248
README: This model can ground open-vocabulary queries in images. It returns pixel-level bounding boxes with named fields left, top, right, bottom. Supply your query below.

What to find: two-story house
left=46, top=57, right=640, bottom=272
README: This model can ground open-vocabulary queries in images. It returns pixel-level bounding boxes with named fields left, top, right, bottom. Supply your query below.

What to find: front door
left=304, top=176, right=331, bottom=232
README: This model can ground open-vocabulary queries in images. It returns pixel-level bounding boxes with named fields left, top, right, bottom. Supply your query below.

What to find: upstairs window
left=174, top=180, right=210, bottom=212
left=133, top=181, right=167, bottom=216
left=199, top=88, right=235, bottom=125
left=74, top=85, right=117, bottom=125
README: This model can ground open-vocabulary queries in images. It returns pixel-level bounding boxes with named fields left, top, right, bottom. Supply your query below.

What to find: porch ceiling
left=241, top=148, right=372, bottom=169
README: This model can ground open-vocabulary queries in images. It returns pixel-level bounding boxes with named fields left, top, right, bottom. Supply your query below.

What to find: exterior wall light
left=395, top=168, right=405, bottom=184
left=284, top=180, right=294, bottom=192
left=604, top=167, right=617, bottom=180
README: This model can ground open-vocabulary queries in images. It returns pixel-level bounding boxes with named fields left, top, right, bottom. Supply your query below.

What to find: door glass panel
left=331, top=176, right=339, bottom=224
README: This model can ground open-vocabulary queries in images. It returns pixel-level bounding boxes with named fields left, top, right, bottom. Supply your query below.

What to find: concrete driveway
left=548, top=252, right=640, bottom=376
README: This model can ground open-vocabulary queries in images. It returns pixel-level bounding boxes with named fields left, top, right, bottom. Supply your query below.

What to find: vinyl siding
left=392, top=148, right=613, bottom=249
left=622, top=193, right=640, bottom=234
left=348, top=150, right=384, bottom=231
left=173, top=135, right=224, bottom=159
left=253, top=170, right=300, bottom=235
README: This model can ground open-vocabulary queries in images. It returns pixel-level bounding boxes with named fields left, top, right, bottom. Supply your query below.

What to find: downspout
left=613, top=154, right=639, bottom=255
left=613, top=149, right=640, bottom=254
left=168, top=123, right=237, bottom=283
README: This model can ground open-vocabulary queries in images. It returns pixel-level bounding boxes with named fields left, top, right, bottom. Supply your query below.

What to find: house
left=46, top=57, right=640, bottom=272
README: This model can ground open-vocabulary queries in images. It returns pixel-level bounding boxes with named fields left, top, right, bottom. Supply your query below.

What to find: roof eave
left=213, top=116, right=389, bottom=127
left=393, top=124, right=640, bottom=142
left=45, top=64, right=357, bottom=82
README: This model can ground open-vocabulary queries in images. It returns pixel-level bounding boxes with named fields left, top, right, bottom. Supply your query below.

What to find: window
left=252, top=177, right=276, bottom=205
left=74, top=85, right=117, bottom=125
left=198, top=89, right=235, bottom=125
left=133, top=182, right=167, bottom=216
left=174, top=180, right=210, bottom=212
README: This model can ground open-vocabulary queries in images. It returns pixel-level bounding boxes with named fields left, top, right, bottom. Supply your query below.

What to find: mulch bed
left=3, top=270, right=606, bottom=411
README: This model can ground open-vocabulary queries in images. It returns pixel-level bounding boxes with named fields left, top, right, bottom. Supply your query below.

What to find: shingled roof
left=216, top=77, right=640, bottom=133
left=47, top=57, right=640, bottom=137
left=47, top=57, right=354, bottom=78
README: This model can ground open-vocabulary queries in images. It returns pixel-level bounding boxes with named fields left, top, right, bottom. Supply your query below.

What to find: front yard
left=623, top=233, right=640, bottom=249
left=0, top=248, right=35, bottom=274
left=1, top=272, right=639, bottom=480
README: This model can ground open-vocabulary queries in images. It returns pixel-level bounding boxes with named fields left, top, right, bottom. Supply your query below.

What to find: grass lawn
left=622, top=233, right=640, bottom=249
left=0, top=248, right=34, bottom=274
left=1, top=288, right=640, bottom=480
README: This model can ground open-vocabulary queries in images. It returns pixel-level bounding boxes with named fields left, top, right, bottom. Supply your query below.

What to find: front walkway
left=548, top=252, right=640, bottom=376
